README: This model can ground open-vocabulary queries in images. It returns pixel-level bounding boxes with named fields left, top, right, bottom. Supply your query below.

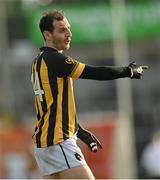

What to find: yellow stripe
left=40, top=59, right=54, bottom=147
left=40, top=109, right=51, bottom=147
left=54, top=78, right=64, bottom=144
left=35, top=102, right=40, bottom=130
left=33, top=63, right=41, bottom=145
left=33, top=59, right=43, bottom=145
left=71, top=63, right=85, bottom=80
left=33, top=52, right=44, bottom=146
left=33, top=93, right=43, bottom=146
left=40, top=59, right=54, bottom=108
left=31, top=63, right=34, bottom=74
left=33, top=116, right=41, bottom=145
left=68, top=78, right=76, bottom=136
left=35, top=101, right=38, bottom=119
left=34, top=61, right=43, bottom=117
left=36, top=96, right=43, bottom=115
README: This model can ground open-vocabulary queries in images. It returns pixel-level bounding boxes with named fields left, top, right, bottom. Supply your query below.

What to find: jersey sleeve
left=44, top=51, right=85, bottom=79
left=79, top=64, right=131, bottom=80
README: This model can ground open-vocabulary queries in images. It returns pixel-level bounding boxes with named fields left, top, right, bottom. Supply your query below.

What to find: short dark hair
left=39, top=10, right=65, bottom=39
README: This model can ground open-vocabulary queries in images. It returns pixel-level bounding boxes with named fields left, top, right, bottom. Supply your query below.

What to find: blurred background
left=0, top=0, right=160, bottom=179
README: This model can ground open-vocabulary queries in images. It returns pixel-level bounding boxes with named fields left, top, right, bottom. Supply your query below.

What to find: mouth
left=65, top=39, right=71, bottom=44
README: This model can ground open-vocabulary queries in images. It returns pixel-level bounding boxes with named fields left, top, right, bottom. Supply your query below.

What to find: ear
left=43, top=31, right=52, bottom=41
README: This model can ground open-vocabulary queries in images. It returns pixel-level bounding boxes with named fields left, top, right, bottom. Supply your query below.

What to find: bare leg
left=43, top=164, right=95, bottom=179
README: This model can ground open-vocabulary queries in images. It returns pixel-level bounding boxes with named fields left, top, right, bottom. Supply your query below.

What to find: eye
left=60, top=28, right=66, bottom=32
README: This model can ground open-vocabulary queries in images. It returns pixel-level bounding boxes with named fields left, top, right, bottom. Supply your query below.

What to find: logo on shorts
left=75, top=153, right=82, bottom=161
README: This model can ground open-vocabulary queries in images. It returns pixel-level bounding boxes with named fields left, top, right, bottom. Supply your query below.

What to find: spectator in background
left=141, top=131, right=160, bottom=179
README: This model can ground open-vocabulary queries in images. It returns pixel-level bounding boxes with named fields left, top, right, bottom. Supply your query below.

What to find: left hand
left=128, top=61, right=148, bottom=79
left=77, top=125, right=102, bottom=152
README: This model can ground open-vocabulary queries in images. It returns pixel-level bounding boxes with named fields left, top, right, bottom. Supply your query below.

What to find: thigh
left=44, top=164, right=95, bottom=179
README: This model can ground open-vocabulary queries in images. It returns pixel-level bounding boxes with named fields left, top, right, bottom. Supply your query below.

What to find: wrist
left=128, top=66, right=133, bottom=78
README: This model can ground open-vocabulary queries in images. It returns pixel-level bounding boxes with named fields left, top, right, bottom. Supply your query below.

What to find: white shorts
left=34, top=136, right=87, bottom=177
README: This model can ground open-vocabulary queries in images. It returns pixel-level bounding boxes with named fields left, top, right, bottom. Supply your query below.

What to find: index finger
left=141, top=66, right=149, bottom=69
left=93, top=135, right=102, bottom=149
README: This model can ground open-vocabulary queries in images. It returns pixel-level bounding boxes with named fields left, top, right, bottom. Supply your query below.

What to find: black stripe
left=36, top=113, right=47, bottom=148
left=70, top=62, right=79, bottom=77
left=34, top=99, right=41, bottom=144
left=35, top=98, right=41, bottom=120
left=74, top=115, right=78, bottom=134
left=36, top=114, right=44, bottom=148
left=62, top=77, right=69, bottom=139
left=59, top=144, right=70, bottom=168
left=35, top=98, right=42, bottom=147
left=47, top=102, right=57, bottom=146
left=47, top=72, right=58, bottom=146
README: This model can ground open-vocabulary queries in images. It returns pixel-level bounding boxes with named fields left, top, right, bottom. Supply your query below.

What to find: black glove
left=128, top=62, right=148, bottom=79
left=77, top=124, right=102, bottom=152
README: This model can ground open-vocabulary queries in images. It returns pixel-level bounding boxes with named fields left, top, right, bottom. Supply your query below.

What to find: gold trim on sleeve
left=70, top=63, right=85, bottom=79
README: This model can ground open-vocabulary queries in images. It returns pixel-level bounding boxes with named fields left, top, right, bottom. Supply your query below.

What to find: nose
left=66, top=29, right=72, bottom=37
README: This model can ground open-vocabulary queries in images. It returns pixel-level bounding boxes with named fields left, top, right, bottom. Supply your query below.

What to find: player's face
left=51, top=17, right=72, bottom=51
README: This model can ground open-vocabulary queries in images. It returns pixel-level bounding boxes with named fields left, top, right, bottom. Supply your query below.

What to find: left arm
left=79, top=62, right=148, bottom=80
left=77, top=124, right=102, bottom=153
left=79, top=65, right=130, bottom=80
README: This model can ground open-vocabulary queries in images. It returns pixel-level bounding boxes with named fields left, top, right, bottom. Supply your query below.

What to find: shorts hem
left=41, top=164, right=86, bottom=177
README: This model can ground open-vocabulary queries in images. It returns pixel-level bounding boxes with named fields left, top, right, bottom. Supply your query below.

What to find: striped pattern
left=31, top=51, right=85, bottom=148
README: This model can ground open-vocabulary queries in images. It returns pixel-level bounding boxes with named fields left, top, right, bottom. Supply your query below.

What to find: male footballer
left=31, top=10, right=148, bottom=179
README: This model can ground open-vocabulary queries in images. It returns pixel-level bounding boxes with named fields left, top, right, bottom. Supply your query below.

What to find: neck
left=44, top=41, right=63, bottom=53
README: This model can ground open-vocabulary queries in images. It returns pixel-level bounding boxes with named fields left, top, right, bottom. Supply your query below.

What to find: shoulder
left=42, top=50, right=67, bottom=61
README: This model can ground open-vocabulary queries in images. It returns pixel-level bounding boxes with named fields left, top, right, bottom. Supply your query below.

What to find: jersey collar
left=40, top=46, right=58, bottom=52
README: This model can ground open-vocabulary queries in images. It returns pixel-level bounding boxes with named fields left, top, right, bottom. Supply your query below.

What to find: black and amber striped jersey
left=31, top=47, right=85, bottom=148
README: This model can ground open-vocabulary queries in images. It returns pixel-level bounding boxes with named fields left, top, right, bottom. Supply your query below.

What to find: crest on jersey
left=65, top=57, right=77, bottom=65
